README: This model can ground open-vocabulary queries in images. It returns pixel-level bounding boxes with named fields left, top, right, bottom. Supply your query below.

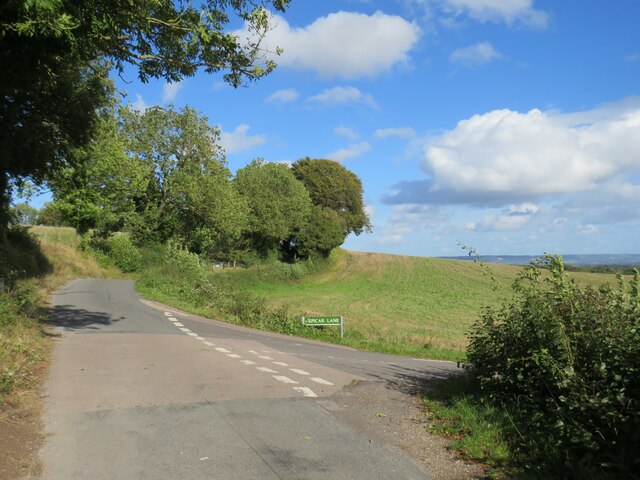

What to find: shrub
left=467, top=255, right=640, bottom=477
left=105, top=235, right=142, bottom=272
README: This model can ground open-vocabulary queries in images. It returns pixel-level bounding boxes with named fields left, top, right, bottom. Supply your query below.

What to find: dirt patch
left=0, top=343, right=51, bottom=480
left=319, top=381, right=486, bottom=480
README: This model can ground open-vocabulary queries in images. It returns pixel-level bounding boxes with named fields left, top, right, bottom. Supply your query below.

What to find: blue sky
left=78, top=1, right=640, bottom=256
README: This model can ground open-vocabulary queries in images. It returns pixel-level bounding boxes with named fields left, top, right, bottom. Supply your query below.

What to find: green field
left=214, top=249, right=617, bottom=360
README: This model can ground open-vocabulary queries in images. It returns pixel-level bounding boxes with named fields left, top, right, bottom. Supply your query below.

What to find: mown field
left=213, top=249, right=618, bottom=360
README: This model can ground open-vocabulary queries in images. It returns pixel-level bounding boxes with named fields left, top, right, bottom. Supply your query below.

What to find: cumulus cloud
left=220, top=124, right=266, bottom=154
left=327, top=142, right=371, bottom=162
left=384, top=96, right=640, bottom=238
left=308, top=86, right=380, bottom=110
left=334, top=126, right=359, bottom=140
left=439, top=0, right=548, bottom=27
left=131, top=94, right=148, bottom=112
left=266, top=88, right=299, bottom=104
left=450, top=41, right=501, bottom=67
left=375, top=127, right=417, bottom=139
left=234, top=11, right=420, bottom=79
left=163, top=81, right=183, bottom=102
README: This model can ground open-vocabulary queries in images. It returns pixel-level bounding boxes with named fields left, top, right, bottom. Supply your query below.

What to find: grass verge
left=422, top=374, right=522, bottom=479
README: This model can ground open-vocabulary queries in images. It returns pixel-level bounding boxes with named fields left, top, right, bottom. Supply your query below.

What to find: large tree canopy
left=234, top=160, right=312, bottom=256
left=292, top=158, right=371, bottom=236
left=0, top=0, right=290, bottom=231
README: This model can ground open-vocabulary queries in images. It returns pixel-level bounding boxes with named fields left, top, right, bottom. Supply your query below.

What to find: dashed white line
left=173, top=322, right=184, bottom=327
left=257, top=367, right=278, bottom=373
left=272, top=361, right=288, bottom=367
left=289, top=368, right=310, bottom=376
left=226, top=354, right=241, bottom=359
left=179, top=327, right=191, bottom=333
left=241, top=360, right=256, bottom=365
left=310, top=377, right=334, bottom=386
left=203, top=341, right=215, bottom=347
left=163, top=312, right=172, bottom=316
left=215, top=348, right=232, bottom=353
left=187, top=332, right=198, bottom=337
left=248, top=350, right=258, bottom=354
left=258, top=355, right=272, bottom=360
left=195, top=336, right=205, bottom=341
left=167, top=317, right=178, bottom=321
left=293, top=387, right=318, bottom=398
left=273, top=375, right=298, bottom=384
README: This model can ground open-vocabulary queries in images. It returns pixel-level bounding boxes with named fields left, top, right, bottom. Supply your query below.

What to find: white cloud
left=266, top=88, right=299, bottom=104
left=131, top=94, right=148, bottom=112
left=450, top=41, right=501, bottom=67
left=235, top=11, right=420, bottom=79
left=375, top=127, right=417, bottom=139
left=220, top=124, right=266, bottom=154
left=334, top=126, right=359, bottom=140
left=439, top=0, right=548, bottom=27
left=467, top=213, right=533, bottom=232
left=506, top=203, right=539, bottom=215
left=163, top=81, right=183, bottom=103
left=308, top=86, right=380, bottom=110
left=327, top=142, right=371, bottom=162
left=625, top=53, right=640, bottom=63
left=421, top=97, right=640, bottom=198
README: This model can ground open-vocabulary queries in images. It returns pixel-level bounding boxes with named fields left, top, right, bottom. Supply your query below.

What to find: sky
left=66, top=1, right=640, bottom=256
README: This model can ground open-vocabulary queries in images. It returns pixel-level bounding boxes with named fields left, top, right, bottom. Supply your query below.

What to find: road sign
left=302, top=316, right=344, bottom=338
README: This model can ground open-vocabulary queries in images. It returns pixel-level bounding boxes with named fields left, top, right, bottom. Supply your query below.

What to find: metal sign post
left=301, top=316, right=344, bottom=338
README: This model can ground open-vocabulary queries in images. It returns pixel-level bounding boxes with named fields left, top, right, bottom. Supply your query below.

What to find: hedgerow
left=467, top=255, right=640, bottom=478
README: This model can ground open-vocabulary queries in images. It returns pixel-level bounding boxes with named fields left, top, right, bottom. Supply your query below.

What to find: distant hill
left=443, top=254, right=640, bottom=267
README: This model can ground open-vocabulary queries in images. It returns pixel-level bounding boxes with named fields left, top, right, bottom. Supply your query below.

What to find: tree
left=121, top=105, right=247, bottom=251
left=292, top=158, right=371, bottom=236
left=290, top=206, right=346, bottom=259
left=234, top=160, right=312, bottom=257
left=48, top=103, right=148, bottom=235
left=9, top=203, right=38, bottom=225
left=0, top=0, right=290, bottom=234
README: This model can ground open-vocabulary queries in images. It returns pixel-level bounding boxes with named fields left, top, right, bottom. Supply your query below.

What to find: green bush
left=105, top=235, right=142, bottom=272
left=467, top=255, right=640, bottom=477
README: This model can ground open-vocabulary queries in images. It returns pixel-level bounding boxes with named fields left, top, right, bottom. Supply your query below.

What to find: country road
left=38, top=278, right=461, bottom=479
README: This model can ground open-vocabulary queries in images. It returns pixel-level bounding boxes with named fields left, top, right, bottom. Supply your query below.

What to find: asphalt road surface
left=39, top=279, right=459, bottom=479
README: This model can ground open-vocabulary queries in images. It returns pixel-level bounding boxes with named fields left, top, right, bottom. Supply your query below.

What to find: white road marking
left=272, top=361, right=288, bottom=366
left=241, top=360, right=256, bottom=365
left=310, top=377, right=334, bottom=386
left=203, top=342, right=215, bottom=347
left=258, top=355, right=272, bottom=360
left=289, top=368, right=310, bottom=375
left=179, top=327, right=191, bottom=333
left=248, top=350, right=258, bottom=354
left=257, top=367, right=278, bottom=373
left=215, top=348, right=232, bottom=353
left=167, top=317, right=178, bottom=321
left=173, top=322, right=184, bottom=327
left=164, top=312, right=172, bottom=316
left=195, top=336, right=204, bottom=341
left=187, top=332, right=198, bottom=337
left=226, top=354, right=241, bottom=359
left=273, top=375, right=298, bottom=384
left=293, top=387, right=318, bottom=398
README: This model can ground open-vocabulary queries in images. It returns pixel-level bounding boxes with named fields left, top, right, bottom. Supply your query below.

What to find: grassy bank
left=1, top=226, right=115, bottom=405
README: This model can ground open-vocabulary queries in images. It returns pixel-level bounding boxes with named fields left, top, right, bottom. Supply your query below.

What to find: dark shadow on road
left=370, top=363, right=462, bottom=396
left=43, top=305, right=125, bottom=331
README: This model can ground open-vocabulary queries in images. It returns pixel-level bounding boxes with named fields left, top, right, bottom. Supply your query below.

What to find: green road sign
left=301, top=316, right=344, bottom=337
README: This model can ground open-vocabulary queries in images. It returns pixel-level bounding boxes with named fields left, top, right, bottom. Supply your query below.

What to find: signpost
left=301, top=315, right=344, bottom=338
